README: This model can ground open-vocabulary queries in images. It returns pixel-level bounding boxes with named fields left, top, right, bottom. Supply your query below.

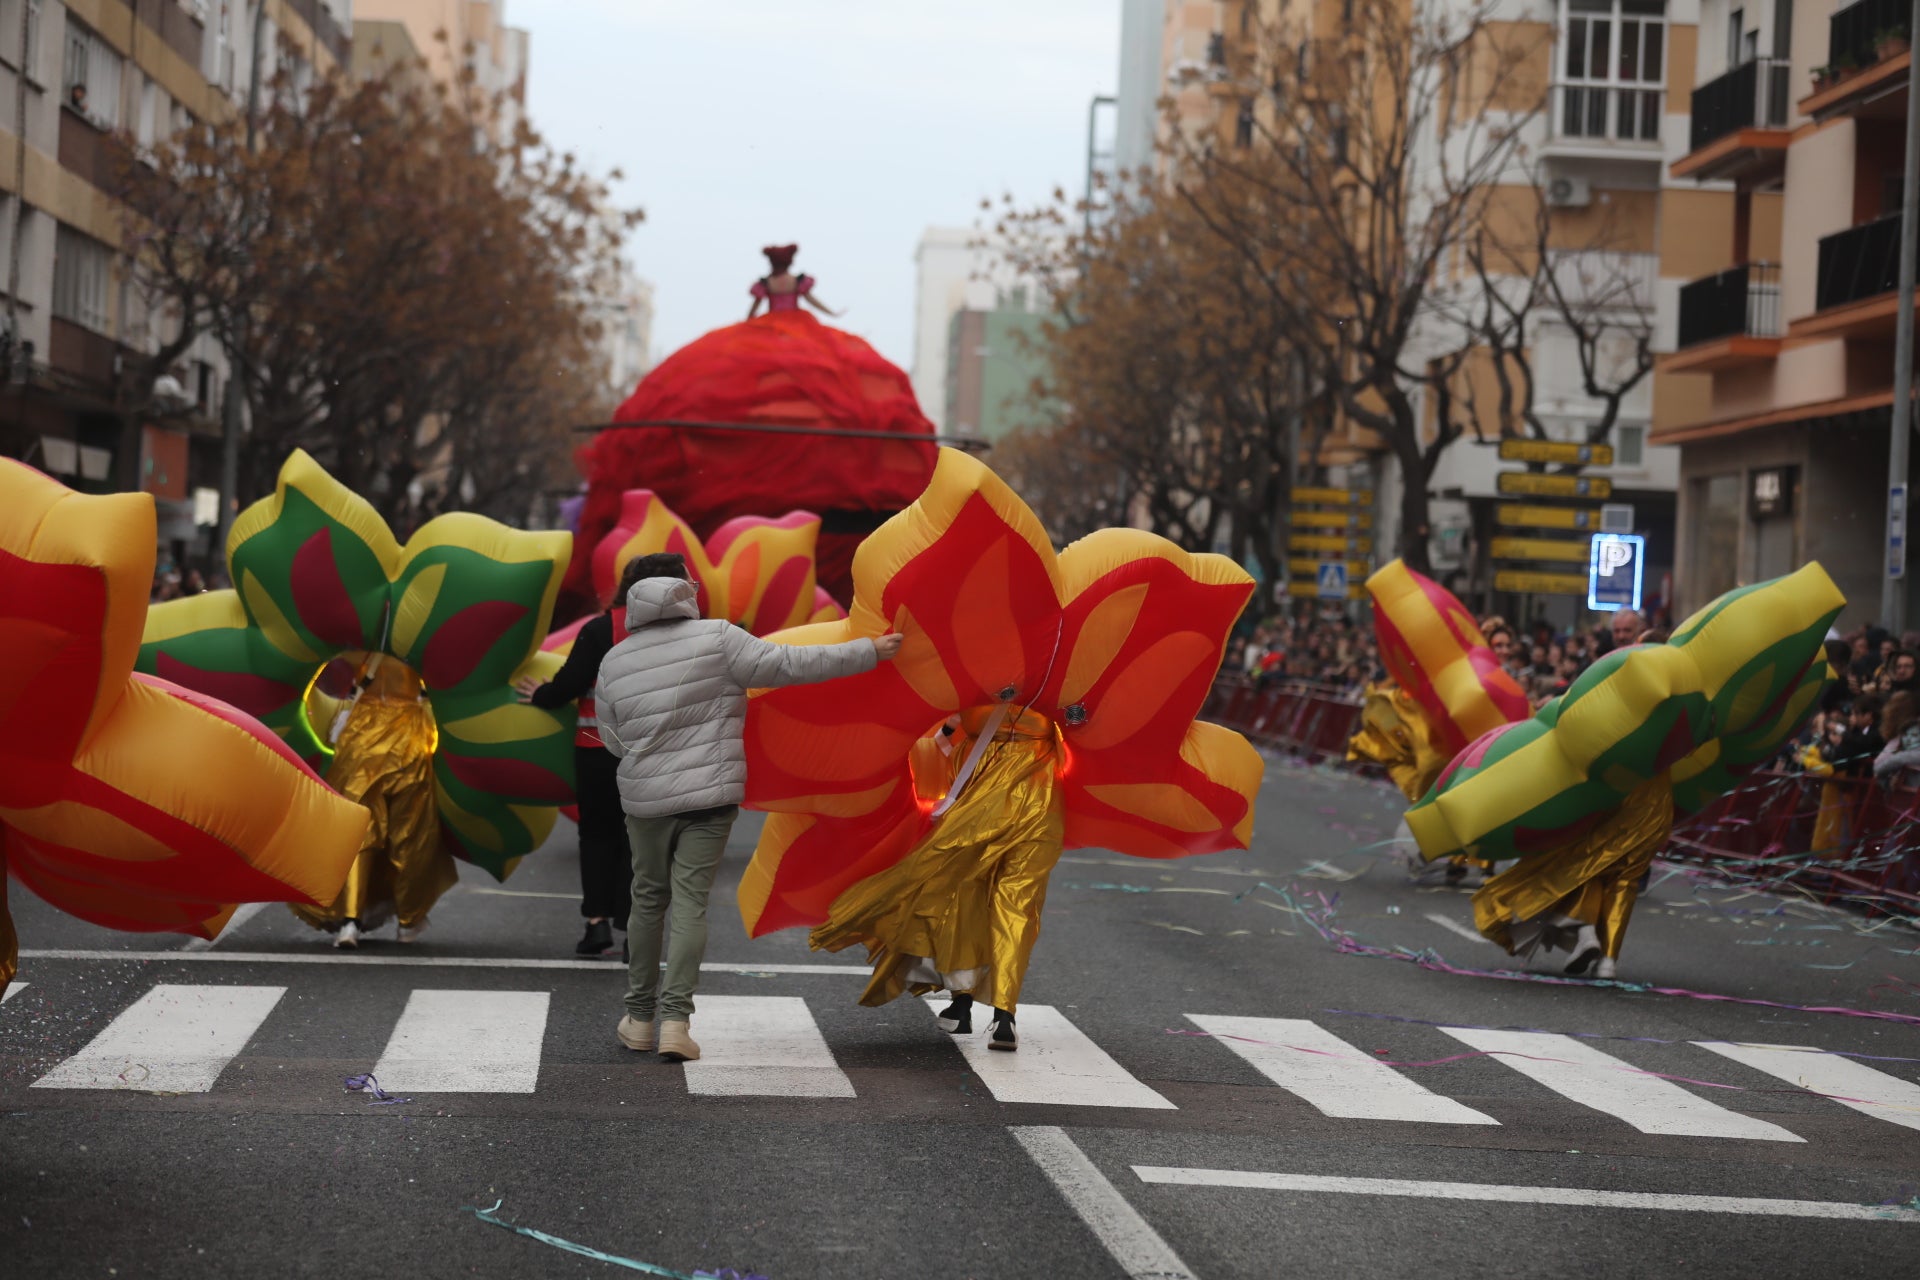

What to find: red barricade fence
left=1204, top=676, right=1920, bottom=922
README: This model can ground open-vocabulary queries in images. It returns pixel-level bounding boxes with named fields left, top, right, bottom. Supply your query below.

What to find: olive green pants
left=623, top=804, right=738, bottom=1022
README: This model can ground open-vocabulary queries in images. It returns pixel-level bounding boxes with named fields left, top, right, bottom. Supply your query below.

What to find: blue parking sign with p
left=1316, top=562, right=1348, bottom=600
left=1588, top=534, right=1644, bottom=612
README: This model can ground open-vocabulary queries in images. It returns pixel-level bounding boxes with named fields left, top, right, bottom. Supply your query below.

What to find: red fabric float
left=570, top=310, right=937, bottom=610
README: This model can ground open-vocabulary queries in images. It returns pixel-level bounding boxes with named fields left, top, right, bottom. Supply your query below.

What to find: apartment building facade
left=1660, top=0, right=1908, bottom=627
left=0, top=0, right=349, bottom=558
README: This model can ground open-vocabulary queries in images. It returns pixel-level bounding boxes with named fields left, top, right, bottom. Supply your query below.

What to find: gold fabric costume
left=0, top=877, right=16, bottom=996
left=1348, top=685, right=1491, bottom=878
left=810, top=707, right=1064, bottom=1014
left=291, top=658, right=453, bottom=933
left=1472, top=773, right=1672, bottom=961
left=1346, top=684, right=1451, bottom=803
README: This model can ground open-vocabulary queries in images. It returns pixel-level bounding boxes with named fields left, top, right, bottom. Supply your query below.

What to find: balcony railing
left=1828, top=0, right=1908, bottom=76
left=1689, top=58, right=1791, bottom=151
left=1552, top=82, right=1663, bottom=146
left=1677, top=263, right=1782, bottom=348
left=1816, top=214, right=1904, bottom=311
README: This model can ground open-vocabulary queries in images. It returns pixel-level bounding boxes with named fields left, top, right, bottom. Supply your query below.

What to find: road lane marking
left=372, top=990, right=550, bottom=1092
left=1693, top=1041, right=1920, bottom=1131
left=31, top=984, right=285, bottom=1092
left=1131, top=1167, right=1920, bottom=1221
left=1438, top=1028, right=1803, bottom=1141
left=1, top=982, right=24, bottom=1003
left=1185, top=1014, right=1499, bottom=1125
left=680, top=995, right=855, bottom=1098
left=18, top=949, right=865, bottom=974
left=1014, top=1127, right=1197, bottom=1278
left=179, top=902, right=267, bottom=952
left=932, top=1000, right=1176, bottom=1109
left=1423, top=912, right=1486, bottom=944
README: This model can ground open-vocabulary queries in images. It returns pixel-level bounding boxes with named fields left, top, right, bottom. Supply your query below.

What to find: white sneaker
left=1594, top=957, right=1617, bottom=980
left=1563, top=924, right=1601, bottom=975
left=398, top=920, right=427, bottom=944
left=616, top=1015, right=656, bottom=1052
left=333, top=921, right=360, bottom=949
left=657, top=1020, right=700, bottom=1062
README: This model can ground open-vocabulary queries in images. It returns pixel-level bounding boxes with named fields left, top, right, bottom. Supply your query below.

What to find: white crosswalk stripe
left=1, top=982, right=25, bottom=1003
left=1693, top=1041, right=1920, bottom=1132
left=682, top=995, right=855, bottom=1098
left=1187, top=1014, right=1499, bottom=1125
left=32, top=984, right=285, bottom=1092
left=372, top=990, right=550, bottom=1093
left=15, top=979, right=1920, bottom=1142
left=1438, top=1028, right=1803, bottom=1141
left=928, top=999, right=1177, bottom=1109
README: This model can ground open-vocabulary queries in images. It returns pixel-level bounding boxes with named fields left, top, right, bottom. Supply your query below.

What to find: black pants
left=575, top=746, right=632, bottom=923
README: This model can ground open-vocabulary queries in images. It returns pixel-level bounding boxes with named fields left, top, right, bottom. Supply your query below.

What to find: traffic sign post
left=1588, top=533, right=1645, bottom=612
left=1316, top=562, right=1349, bottom=600
left=1496, top=504, right=1603, bottom=531
left=1496, top=471, right=1613, bottom=499
left=1497, top=439, right=1615, bottom=466
left=1891, top=484, right=1908, bottom=582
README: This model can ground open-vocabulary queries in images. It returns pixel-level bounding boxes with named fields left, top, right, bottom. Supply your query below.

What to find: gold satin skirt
left=1472, top=775, right=1673, bottom=961
left=810, top=720, right=1064, bottom=1014
left=290, top=680, right=453, bottom=933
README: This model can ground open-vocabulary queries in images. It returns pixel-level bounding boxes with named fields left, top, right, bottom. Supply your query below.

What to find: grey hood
left=625, top=577, right=700, bottom=630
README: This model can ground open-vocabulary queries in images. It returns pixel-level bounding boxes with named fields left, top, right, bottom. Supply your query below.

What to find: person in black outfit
left=515, top=558, right=652, bottom=956
left=1833, top=692, right=1887, bottom=778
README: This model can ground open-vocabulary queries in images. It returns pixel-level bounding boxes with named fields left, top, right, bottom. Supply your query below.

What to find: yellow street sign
left=1288, top=559, right=1371, bottom=577
left=1493, top=569, right=1589, bottom=595
left=1290, top=509, right=1373, bottom=530
left=1290, top=533, right=1374, bottom=554
left=1496, top=504, right=1603, bottom=531
left=1497, top=471, right=1613, bottom=499
left=1491, top=536, right=1590, bottom=564
left=1497, top=439, right=1614, bottom=466
left=1286, top=580, right=1365, bottom=599
left=1292, top=487, right=1375, bottom=506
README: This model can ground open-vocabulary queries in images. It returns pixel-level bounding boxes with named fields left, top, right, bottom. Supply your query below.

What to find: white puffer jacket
left=595, top=577, right=877, bottom=817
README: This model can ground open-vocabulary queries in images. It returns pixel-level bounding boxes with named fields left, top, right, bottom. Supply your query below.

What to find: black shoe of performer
left=576, top=919, right=614, bottom=956
left=988, top=1008, right=1017, bottom=1052
left=936, top=994, right=973, bottom=1034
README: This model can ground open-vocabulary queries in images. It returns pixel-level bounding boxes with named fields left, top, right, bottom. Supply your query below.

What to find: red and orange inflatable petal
left=735, top=448, right=1262, bottom=937
left=584, top=489, right=844, bottom=635
left=0, top=460, right=368, bottom=992
left=1367, top=560, right=1529, bottom=756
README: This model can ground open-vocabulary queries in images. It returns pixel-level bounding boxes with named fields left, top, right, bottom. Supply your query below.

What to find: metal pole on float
left=1883, top=0, right=1920, bottom=630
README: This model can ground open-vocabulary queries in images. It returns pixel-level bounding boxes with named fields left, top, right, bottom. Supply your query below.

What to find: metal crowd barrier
left=1204, top=676, right=1920, bottom=921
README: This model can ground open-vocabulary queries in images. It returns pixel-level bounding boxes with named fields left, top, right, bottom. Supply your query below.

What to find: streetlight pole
left=1883, top=0, right=1920, bottom=630
left=217, top=2, right=270, bottom=562
left=1085, top=95, right=1115, bottom=236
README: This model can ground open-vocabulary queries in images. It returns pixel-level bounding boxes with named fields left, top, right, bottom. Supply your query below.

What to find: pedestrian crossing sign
left=1316, top=562, right=1349, bottom=600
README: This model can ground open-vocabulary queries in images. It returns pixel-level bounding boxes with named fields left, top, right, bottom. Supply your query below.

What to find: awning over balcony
left=1651, top=389, right=1893, bottom=445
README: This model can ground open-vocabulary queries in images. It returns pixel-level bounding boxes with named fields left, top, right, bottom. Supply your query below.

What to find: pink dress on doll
left=750, top=274, right=815, bottom=313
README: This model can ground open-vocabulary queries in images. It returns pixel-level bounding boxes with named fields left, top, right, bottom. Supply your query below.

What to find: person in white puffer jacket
left=595, top=552, right=903, bottom=1063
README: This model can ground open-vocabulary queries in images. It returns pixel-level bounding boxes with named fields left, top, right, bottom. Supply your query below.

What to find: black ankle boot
left=989, top=1008, right=1017, bottom=1052
left=576, top=919, right=614, bottom=956
left=937, top=993, right=973, bottom=1034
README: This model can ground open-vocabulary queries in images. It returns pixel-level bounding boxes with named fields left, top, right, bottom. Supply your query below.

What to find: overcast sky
left=514, top=0, right=1121, bottom=383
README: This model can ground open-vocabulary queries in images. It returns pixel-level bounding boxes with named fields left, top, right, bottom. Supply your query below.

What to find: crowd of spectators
left=1791, top=626, right=1920, bottom=781
left=149, top=559, right=220, bottom=603
left=1229, top=604, right=1664, bottom=707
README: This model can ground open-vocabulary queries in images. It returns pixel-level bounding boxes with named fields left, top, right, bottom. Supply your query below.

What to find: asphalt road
left=3, top=756, right=1918, bottom=1279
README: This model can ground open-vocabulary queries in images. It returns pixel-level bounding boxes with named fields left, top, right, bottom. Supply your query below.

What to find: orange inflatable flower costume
left=738, top=449, right=1263, bottom=1012
left=547, top=489, right=842, bottom=655
left=0, top=461, right=369, bottom=993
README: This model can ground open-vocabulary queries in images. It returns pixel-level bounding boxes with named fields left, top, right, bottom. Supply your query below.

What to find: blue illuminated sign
left=1588, top=533, right=1644, bottom=612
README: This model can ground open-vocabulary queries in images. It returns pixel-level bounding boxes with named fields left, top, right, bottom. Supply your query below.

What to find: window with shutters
left=52, top=223, right=112, bottom=334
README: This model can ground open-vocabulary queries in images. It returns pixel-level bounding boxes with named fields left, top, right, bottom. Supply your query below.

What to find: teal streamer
left=461, top=1200, right=760, bottom=1279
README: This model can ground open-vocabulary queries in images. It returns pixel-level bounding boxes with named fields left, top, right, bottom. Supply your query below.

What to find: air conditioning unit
left=1546, top=175, right=1592, bottom=208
